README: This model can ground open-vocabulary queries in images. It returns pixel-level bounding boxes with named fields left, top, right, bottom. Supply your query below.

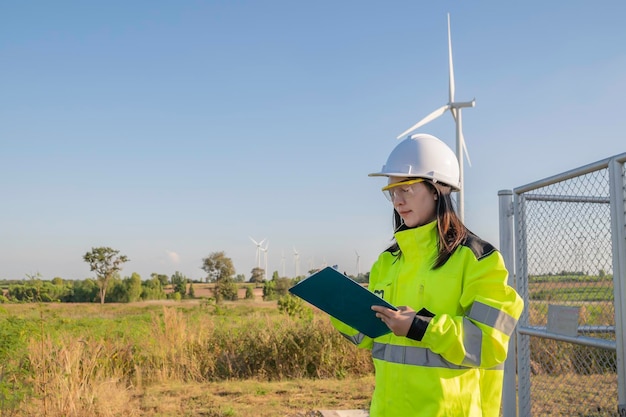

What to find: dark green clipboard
left=288, top=266, right=397, bottom=338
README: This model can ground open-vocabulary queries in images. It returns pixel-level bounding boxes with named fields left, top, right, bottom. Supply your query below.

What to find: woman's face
left=386, top=176, right=438, bottom=228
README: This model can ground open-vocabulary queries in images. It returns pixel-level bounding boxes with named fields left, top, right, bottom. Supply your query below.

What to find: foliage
left=8, top=280, right=70, bottom=302
left=249, top=267, right=264, bottom=283
left=277, top=294, right=312, bottom=320
left=263, top=277, right=293, bottom=301
left=531, top=286, right=614, bottom=302
left=151, top=273, right=170, bottom=287
left=244, top=286, right=254, bottom=299
left=141, top=276, right=166, bottom=300
left=201, top=252, right=235, bottom=283
left=3, top=275, right=171, bottom=304
left=214, top=276, right=238, bottom=303
left=83, top=247, right=129, bottom=304
left=529, top=273, right=613, bottom=283
left=171, top=271, right=188, bottom=296
left=71, top=278, right=99, bottom=302
left=107, top=273, right=143, bottom=303
left=125, top=272, right=143, bottom=302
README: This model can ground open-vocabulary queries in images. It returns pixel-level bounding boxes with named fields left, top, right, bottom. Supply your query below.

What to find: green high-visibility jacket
left=332, top=221, right=524, bottom=417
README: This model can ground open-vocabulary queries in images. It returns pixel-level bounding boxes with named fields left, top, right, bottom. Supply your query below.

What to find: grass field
left=0, top=299, right=375, bottom=416
left=0, top=294, right=619, bottom=416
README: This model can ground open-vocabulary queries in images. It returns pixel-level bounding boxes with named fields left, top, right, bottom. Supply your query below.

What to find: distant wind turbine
left=261, top=241, right=269, bottom=280
left=249, top=237, right=266, bottom=268
left=293, top=247, right=300, bottom=277
left=396, top=13, right=475, bottom=221
left=355, top=250, right=360, bottom=277
left=281, top=250, right=286, bottom=277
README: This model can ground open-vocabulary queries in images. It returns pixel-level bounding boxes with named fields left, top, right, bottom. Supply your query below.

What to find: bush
left=263, top=277, right=293, bottom=301
left=277, top=294, right=312, bottom=320
left=215, top=279, right=238, bottom=302
left=245, top=286, right=254, bottom=299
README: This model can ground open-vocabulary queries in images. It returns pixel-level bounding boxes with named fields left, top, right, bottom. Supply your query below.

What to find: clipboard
left=288, top=266, right=397, bottom=338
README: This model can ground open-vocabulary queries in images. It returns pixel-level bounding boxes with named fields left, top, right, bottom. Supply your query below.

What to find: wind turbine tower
left=281, top=250, right=286, bottom=277
left=396, top=13, right=474, bottom=221
left=293, top=247, right=300, bottom=278
left=261, top=241, right=269, bottom=280
left=355, top=250, right=361, bottom=277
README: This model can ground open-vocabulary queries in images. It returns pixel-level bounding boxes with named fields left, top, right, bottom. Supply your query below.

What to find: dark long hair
left=385, top=180, right=468, bottom=269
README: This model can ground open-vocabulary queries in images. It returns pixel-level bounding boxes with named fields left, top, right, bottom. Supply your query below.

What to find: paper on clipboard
left=288, top=266, right=397, bottom=338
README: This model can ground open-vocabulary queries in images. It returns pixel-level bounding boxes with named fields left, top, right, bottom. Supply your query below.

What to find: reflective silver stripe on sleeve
left=372, top=342, right=467, bottom=369
left=486, top=363, right=505, bottom=371
left=461, top=317, right=482, bottom=367
left=339, top=331, right=366, bottom=345
left=468, top=301, right=518, bottom=336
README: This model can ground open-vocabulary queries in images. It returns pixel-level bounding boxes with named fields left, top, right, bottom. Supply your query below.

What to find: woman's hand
left=372, top=305, right=416, bottom=337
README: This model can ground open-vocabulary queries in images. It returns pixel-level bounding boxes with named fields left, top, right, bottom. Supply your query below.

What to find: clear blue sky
left=2, top=1, right=625, bottom=282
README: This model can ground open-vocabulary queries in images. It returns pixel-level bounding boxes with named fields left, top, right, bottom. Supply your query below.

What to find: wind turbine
left=281, top=250, right=286, bottom=277
left=355, top=250, right=360, bottom=277
left=396, top=13, right=475, bottom=221
left=249, top=237, right=266, bottom=268
left=293, top=247, right=300, bottom=278
left=261, top=241, right=269, bottom=280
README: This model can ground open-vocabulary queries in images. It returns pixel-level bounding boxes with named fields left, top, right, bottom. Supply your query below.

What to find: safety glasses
left=381, top=178, right=426, bottom=202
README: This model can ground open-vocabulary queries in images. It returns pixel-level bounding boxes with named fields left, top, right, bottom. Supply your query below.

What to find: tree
left=83, top=247, right=129, bottom=304
left=214, top=276, right=238, bottom=302
left=72, top=278, right=99, bottom=302
left=171, top=271, right=188, bottom=297
left=141, top=276, right=166, bottom=300
left=125, top=272, right=143, bottom=302
left=201, top=252, right=235, bottom=283
left=151, top=273, right=169, bottom=287
left=245, top=285, right=254, bottom=299
left=249, top=267, right=264, bottom=284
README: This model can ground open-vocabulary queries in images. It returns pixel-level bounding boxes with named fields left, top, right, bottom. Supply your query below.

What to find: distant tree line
left=1, top=272, right=175, bottom=303
left=0, top=247, right=369, bottom=304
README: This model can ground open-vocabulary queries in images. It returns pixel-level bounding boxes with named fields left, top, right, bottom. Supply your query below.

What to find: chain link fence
left=499, top=152, right=626, bottom=417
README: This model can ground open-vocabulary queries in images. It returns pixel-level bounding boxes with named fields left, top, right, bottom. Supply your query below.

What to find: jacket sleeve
left=330, top=316, right=374, bottom=349
left=420, top=249, right=524, bottom=369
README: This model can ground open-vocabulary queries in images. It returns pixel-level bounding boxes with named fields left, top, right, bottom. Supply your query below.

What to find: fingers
left=371, top=305, right=394, bottom=314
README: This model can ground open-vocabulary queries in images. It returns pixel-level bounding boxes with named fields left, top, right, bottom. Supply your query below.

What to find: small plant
left=245, top=286, right=254, bottom=300
left=277, top=294, right=312, bottom=320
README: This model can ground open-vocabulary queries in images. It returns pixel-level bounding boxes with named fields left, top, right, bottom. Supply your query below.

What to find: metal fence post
left=499, top=190, right=517, bottom=417
left=609, top=156, right=626, bottom=414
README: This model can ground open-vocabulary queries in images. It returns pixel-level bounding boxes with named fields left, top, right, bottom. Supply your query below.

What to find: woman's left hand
left=372, top=305, right=416, bottom=337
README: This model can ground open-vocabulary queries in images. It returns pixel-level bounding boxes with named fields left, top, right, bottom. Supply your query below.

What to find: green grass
left=0, top=300, right=374, bottom=416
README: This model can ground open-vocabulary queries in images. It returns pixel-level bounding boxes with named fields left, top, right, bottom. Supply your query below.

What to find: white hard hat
left=369, top=133, right=461, bottom=191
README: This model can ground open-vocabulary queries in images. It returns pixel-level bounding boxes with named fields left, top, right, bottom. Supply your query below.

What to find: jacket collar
left=394, top=220, right=439, bottom=257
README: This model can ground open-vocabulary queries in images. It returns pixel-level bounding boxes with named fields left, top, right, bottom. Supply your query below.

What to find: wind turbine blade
left=450, top=106, right=458, bottom=122
left=249, top=236, right=258, bottom=245
left=396, top=104, right=450, bottom=139
left=448, top=13, right=455, bottom=104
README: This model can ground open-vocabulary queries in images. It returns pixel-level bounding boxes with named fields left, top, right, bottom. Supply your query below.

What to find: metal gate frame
left=498, top=152, right=626, bottom=416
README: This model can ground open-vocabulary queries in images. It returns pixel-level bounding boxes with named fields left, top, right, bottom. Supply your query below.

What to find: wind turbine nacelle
left=451, top=99, right=476, bottom=109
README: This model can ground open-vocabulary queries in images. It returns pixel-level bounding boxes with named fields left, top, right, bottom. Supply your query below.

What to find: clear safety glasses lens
left=381, top=178, right=425, bottom=201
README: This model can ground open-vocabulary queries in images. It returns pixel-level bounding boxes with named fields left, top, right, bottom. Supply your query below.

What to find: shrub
left=277, top=294, right=312, bottom=320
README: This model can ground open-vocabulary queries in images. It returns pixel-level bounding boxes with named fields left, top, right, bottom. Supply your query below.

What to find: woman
left=331, top=133, right=524, bottom=416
